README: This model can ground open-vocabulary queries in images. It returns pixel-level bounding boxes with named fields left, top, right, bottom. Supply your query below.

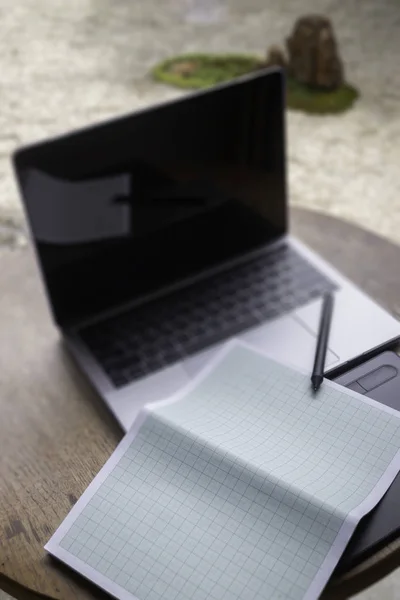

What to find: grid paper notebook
left=46, top=341, right=400, bottom=600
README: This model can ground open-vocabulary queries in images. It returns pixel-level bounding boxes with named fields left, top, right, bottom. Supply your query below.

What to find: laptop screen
left=13, top=69, right=287, bottom=328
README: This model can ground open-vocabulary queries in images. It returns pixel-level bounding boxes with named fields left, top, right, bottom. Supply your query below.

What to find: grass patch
left=286, top=76, right=359, bottom=114
left=152, top=53, right=359, bottom=114
left=151, top=53, right=263, bottom=90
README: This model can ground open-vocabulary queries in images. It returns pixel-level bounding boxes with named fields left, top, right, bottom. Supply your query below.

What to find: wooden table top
left=1, top=207, right=400, bottom=600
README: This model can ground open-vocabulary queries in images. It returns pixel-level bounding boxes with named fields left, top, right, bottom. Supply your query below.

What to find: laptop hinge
left=68, top=235, right=287, bottom=334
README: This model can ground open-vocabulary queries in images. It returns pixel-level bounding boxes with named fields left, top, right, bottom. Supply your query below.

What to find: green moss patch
left=151, top=53, right=263, bottom=90
left=151, top=53, right=359, bottom=114
left=286, top=76, right=359, bottom=114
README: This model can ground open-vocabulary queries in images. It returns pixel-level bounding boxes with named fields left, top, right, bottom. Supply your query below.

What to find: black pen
left=311, top=293, right=334, bottom=393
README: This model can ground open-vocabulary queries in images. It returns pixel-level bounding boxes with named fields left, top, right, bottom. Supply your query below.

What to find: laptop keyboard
left=80, top=243, right=336, bottom=388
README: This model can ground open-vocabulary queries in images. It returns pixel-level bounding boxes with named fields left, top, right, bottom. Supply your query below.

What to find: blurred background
left=0, top=0, right=400, bottom=250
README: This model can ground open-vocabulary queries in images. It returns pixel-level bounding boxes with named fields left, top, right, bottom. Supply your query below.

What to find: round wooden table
left=1, top=207, right=400, bottom=600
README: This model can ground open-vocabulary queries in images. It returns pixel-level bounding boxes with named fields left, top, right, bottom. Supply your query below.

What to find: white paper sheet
left=46, top=341, right=400, bottom=600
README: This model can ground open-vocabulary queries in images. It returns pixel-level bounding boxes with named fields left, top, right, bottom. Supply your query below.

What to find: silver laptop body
left=13, top=68, right=400, bottom=431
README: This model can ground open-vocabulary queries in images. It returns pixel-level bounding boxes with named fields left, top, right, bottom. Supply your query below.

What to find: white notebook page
left=46, top=341, right=400, bottom=600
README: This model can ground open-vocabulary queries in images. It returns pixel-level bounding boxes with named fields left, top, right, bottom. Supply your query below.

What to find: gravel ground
left=1, top=0, right=400, bottom=247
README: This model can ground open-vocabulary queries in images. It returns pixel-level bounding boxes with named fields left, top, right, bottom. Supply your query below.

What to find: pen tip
left=311, top=375, right=322, bottom=393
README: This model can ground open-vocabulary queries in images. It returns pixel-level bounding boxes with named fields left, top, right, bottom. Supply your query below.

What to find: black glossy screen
left=13, top=69, right=287, bottom=328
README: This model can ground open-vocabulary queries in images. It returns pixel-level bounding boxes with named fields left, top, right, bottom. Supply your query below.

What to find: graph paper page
left=46, top=341, right=400, bottom=600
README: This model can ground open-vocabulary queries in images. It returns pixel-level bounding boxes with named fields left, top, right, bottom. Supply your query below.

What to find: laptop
left=12, top=68, right=400, bottom=432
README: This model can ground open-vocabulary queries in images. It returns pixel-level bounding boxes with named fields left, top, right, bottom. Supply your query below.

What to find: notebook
left=46, top=341, right=400, bottom=600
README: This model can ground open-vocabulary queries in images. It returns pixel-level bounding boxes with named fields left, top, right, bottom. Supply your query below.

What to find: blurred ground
left=0, top=0, right=400, bottom=246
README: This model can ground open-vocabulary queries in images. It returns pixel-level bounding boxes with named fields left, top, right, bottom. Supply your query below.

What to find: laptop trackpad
left=183, top=315, right=339, bottom=377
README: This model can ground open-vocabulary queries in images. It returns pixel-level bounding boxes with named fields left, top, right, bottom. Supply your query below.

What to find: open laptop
left=12, top=68, right=400, bottom=432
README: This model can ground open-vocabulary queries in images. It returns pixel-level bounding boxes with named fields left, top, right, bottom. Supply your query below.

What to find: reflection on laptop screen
left=14, top=69, right=286, bottom=328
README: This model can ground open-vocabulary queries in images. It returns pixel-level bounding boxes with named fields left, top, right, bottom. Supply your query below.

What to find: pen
left=311, top=293, right=334, bottom=393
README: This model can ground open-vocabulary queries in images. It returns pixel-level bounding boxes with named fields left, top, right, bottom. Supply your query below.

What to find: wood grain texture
left=1, top=207, right=400, bottom=600
left=0, top=241, right=121, bottom=600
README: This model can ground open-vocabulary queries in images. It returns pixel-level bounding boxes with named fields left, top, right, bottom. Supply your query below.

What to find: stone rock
left=286, top=15, right=344, bottom=90
left=265, top=45, right=287, bottom=69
